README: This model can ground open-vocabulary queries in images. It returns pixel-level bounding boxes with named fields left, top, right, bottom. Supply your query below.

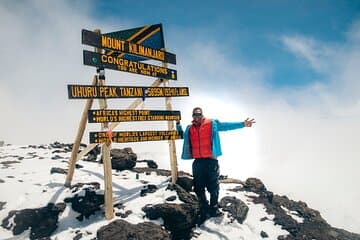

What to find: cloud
left=173, top=21, right=360, bottom=232
left=280, top=35, right=335, bottom=73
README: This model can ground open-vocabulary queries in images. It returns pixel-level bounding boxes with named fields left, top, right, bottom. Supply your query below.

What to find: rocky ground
left=0, top=142, right=359, bottom=240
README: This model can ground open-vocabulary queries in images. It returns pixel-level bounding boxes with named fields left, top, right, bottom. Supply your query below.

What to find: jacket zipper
left=197, top=127, right=201, bottom=158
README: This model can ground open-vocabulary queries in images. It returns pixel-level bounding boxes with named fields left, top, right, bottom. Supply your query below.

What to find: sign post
left=66, top=25, right=188, bottom=221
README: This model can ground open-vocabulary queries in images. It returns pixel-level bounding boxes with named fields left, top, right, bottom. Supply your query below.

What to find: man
left=176, top=107, right=255, bottom=223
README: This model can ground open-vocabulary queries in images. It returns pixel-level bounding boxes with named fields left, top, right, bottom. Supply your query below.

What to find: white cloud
left=281, top=35, right=335, bottom=73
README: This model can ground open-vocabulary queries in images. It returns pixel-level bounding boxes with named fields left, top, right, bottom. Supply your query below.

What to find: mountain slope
left=0, top=143, right=359, bottom=240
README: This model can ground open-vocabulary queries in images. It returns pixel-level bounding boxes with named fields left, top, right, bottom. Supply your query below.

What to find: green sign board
left=88, top=109, right=181, bottom=123
left=83, top=50, right=177, bottom=80
left=89, top=130, right=183, bottom=143
left=82, top=29, right=176, bottom=64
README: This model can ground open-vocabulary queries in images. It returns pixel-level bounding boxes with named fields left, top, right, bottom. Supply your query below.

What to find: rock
left=143, top=184, right=199, bottom=240
left=137, top=159, right=158, bottom=169
left=251, top=188, right=360, bottom=240
left=0, top=140, right=4, bottom=147
left=50, top=167, right=67, bottom=175
left=115, top=210, right=132, bottom=218
left=97, top=219, right=170, bottom=240
left=140, top=184, right=158, bottom=197
left=176, top=176, right=193, bottom=192
left=0, top=160, right=20, bottom=168
left=143, top=203, right=197, bottom=240
left=51, top=155, right=64, bottom=160
left=166, top=196, right=177, bottom=201
left=261, top=231, right=269, bottom=238
left=109, top=148, right=137, bottom=171
left=0, top=201, right=6, bottom=210
left=73, top=233, right=82, bottom=240
left=219, top=196, right=249, bottom=224
left=70, top=182, right=100, bottom=192
left=1, top=203, right=66, bottom=240
left=84, top=145, right=100, bottom=162
left=244, top=178, right=267, bottom=193
left=64, top=188, right=104, bottom=221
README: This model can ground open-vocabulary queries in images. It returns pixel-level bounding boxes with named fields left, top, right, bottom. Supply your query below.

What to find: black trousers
left=192, top=158, right=220, bottom=209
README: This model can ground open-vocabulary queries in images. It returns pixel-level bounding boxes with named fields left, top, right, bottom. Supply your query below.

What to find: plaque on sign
left=82, top=29, right=176, bottom=64
left=88, top=109, right=181, bottom=123
left=68, top=85, right=189, bottom=99
left=83, top=50, right=177, bottom=80
left=89, top=130, right=183, bottom=143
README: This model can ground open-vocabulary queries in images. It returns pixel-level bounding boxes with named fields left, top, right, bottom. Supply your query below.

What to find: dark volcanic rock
left=109, top=148, right=137, bottom=171
left=166, top=196, right=177, bottom=201
left=0, top=201, right=6, bottom=210
left=176, top=176, right=193, bottom=192
left=84, top=145, right=100, bottom=162
left=140, top=184, right=158, bottom=197
left=261, top=231, right=269, bottom=238
left=64, top=188, right=104, bottom=221
left=1, top=203, right=66, bottom=240
left=143, top=184, right=199, bottom=240
left=70, top=182, right=100, bottom=192
left=219, top=196, right=249, bottom=224
left=50, top=167, right=67, bottom=175
left=137, top=159, right=158, bottom=169
left=97, top=219, right=170, bottom=240
left=242, top=178, right=360, bottom=240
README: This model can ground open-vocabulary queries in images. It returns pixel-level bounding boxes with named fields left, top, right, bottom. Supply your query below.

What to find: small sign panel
left=88, top=110, right=181, bottom=123
left=89, top=130, right=183, bottom=143
left=82, top=29, right=176, bottom=64
left=83, top=50, right=177, bottom=80
left=68, top=85, right=189, bottom=99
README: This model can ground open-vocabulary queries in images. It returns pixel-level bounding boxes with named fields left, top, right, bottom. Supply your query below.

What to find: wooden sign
left=88, top=110, right=181, bottom=123
left=82, top=29, right=176, bottom=64
left=68, top=85, right=189, bottom=99
left=89, top=130, right=183, bottom=143
left=83, top=50, right=177, bottom=80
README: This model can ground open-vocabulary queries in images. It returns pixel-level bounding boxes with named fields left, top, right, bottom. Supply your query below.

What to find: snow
left=0, top=144, right=290, bottom=239
left=281, top=206, right=304, bottom=223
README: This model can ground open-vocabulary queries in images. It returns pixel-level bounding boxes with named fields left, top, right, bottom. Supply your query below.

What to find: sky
left=0, top=0, right=360, bottom=233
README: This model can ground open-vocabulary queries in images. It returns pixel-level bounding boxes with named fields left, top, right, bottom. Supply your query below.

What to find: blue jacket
left=176, top=119, right=245, bottom=159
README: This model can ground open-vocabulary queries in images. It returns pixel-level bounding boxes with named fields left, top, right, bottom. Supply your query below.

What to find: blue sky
left=91, top=0, right=360, bottom=87
left=0, top=0, right=360, bottom=233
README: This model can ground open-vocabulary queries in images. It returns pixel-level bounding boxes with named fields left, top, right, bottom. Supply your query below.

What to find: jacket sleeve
left=214, top=119, right=245, bottom=131
left=176, top=122, right=183, bottom=132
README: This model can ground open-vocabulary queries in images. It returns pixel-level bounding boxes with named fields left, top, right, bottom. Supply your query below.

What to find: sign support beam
left=65, top=75, right=96, bottom=187
left=162, top=50, right=179, bottom=184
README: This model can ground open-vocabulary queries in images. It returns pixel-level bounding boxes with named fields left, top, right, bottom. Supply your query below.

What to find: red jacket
left=189, top=118, right=213, bottom=158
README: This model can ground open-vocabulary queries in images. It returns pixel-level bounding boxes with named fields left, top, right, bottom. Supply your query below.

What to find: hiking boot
left=196, top=212, right=210, bottom=226
left=208, top=205, right=223, bottom=217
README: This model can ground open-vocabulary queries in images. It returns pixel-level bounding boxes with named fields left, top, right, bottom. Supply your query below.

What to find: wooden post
left=94, top=29, right=114, bottom=220
left=162, top=52, right=178, bottom=184
left=65, top=75, right=97, bottom=187
left=102, top=141, right=114, bottom=219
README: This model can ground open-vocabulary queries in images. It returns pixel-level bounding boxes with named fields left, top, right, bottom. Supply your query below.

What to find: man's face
left=192, top=111, right=203, bottom=122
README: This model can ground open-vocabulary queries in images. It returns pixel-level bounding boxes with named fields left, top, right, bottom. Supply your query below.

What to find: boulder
left=176, top=176, right=193, bottom=192
left=64, top=188, right=104, bottom=221
left=143, top=184, right=199, bottom=240
left=1, top=203, right=65, bottom=240
left=109, top=148, right=137, bottom=171
left=219, top=196, right=249, bottom=224
left=97, top=219, right=170, bottom=240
